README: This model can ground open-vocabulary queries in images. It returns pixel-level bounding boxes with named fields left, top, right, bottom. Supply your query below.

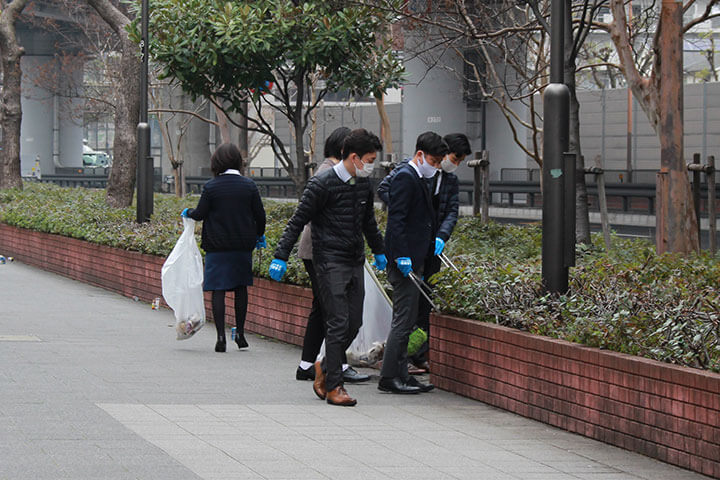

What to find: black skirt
left=203, top=250, right=253, bottom=291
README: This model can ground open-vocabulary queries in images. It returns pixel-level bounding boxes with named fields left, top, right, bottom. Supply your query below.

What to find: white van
left=82, top=144, right=111, bottom=168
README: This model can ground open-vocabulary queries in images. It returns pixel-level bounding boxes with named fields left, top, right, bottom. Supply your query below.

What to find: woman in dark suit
left=182, top=143, right=266, bottom=352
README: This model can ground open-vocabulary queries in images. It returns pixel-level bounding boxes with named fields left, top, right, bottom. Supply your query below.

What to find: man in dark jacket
left=379, top=131, right=448, bottom=394
left=377, top=133, right=471, bottom=371
left=268, top=129, right=387, bottom=407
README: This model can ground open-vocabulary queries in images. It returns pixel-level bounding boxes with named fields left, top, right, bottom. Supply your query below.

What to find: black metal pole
left=136, top=0, right=153, bottom=223
left=542, top=0, right=571, bottom=293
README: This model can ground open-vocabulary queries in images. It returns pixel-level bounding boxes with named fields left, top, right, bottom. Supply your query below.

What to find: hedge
left=1, top=182, right=718, bottom=371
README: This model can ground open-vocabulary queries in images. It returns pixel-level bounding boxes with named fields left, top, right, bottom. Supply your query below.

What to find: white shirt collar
left=434, top=172, right=442, bottom=195
left=333, top=161, right=353, bottom=183
left=408, top=159, right=422, bottom=178
left=220, top=169, right=241, bottom=176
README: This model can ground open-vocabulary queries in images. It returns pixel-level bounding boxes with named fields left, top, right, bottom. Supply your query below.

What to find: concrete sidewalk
left=0, top=261, right=709, bottom=480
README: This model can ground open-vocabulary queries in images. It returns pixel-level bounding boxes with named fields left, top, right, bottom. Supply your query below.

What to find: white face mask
left=355, top=159, right=375, bottom=178
left=441, top=157, right=458, bottom=173
left=419, top=153, right=438, bottom=178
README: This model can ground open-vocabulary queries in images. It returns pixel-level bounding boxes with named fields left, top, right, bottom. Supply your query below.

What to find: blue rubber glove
left=395, top=257, right=412, bottom=277
left=181, top=208, right=190, bottom=218
left=268, top=259, right=287, bottom=282
left=373, top=253, right=387, bottom=271
left=255, top=235, right=267, bottom=249
left=434, top=237, right=445, bottom=256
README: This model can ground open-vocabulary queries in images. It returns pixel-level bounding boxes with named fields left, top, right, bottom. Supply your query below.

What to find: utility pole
left=136, top=0, right=153, bottom=223
left=542, top=0, right=574, bottom=294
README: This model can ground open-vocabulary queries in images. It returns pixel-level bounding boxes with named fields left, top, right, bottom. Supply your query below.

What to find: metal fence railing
left=31, top=168, right=720, bottom=217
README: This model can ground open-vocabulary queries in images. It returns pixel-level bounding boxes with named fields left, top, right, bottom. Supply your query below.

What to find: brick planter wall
left=3, top=223, right=718, bottom=478
left=430, top=313, right=720, bottom=479
left=0, top=224, right=311, bottom=346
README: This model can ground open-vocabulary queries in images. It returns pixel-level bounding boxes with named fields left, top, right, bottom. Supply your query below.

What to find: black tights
left=211, top=287, right=248, bottom=339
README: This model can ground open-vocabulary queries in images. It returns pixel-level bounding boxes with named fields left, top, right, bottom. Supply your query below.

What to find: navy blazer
left=187, top=175, right=266, bottom=252
left=378, top=160, right=459, bottom=242
left=384, top=162, right=435, bottom=266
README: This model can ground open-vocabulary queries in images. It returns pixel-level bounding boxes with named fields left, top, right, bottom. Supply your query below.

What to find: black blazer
left=187, top=175, right=266, bottom=252
left=384, top=162, right=435, bottom=266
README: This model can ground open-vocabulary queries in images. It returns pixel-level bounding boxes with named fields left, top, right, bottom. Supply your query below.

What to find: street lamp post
left=136, top=0, right=153, bottom=223
left=541, top=0, right=574, bottom=293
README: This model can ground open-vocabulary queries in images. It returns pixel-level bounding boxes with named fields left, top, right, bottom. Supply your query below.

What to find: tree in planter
left=150, top=81, right=274, bottom=196
left=70, top=0, right=140, bottom=208
left=0, top=0, right=30, bottom=190
left=599, top=0, right=720, bottom=253
left=382, top=0, right=606, bottom=243
left=148, top=0, right=403, bottom=190
left=149, top=78, right=206, bottom=197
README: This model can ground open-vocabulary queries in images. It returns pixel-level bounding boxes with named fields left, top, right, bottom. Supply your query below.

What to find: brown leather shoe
left=326, top=386, right=357, bottom=406
left=312, top=361, right=326, bottom=400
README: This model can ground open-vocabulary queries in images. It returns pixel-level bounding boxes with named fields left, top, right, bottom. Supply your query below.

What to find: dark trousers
left=300, top=259, right=347, bottom=365
left=314, top=262, right=364, bottom=391
left=211, top=287, right=248, bottom=339
left=381, top=262, right=424, bottom=380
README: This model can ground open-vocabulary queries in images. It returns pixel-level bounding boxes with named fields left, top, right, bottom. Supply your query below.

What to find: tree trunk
left=655, top=0, right=699, bottom=253
left=0, top=0, right=29, bottom=190
left=87, top=0, right=140, bottom=208
left=564, top=23, right=590, bottom=244
left=375, top=91, right=394, bottom=154
left=214, top=103, right=232, bottom=144
left=293, top=73, right=307, bottom=197
left=238, top=100, right=248, bottom=174
left=173, top=162, right=185, bottom=197
left=568, top=84, right=591, bottom=244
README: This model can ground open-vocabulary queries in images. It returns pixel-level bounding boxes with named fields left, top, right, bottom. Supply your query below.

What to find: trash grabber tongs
left=408, top=271, right=438, bottom=311
left=439, top=252, right=460, bottom=273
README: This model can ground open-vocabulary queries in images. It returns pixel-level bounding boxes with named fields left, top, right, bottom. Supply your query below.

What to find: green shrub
left=434, top=227, right=720, bottom=372
left=1, top=182, right=718, bottom=371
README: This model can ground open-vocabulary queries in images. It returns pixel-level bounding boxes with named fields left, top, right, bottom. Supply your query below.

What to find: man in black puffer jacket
left=269, top=129, right=387, bottom=407
left=377, top=133, right=471, bottom=371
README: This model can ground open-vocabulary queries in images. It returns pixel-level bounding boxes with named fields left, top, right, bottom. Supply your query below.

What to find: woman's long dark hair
left=210, top=143, right=243, bottom=176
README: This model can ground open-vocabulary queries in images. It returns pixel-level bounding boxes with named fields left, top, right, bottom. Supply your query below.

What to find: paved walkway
left=0, top=261, right=709, bottom=480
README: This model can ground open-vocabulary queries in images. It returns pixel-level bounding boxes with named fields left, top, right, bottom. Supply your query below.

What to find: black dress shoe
left=296, top=365, right=315, bottom=381
left=343, top=366, right=370, bottom=383
left=215, top=337, right=226, bottom=352
left=235, top=333, right=249, bottom=349
left=377, top=377, right=421, bottom=394
left=406, top=376, right=434, bottom=392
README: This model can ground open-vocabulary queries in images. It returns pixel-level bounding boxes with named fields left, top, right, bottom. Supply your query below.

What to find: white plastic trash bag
left=346, top=261, right=392, bottom=365
left=162, top=217, right=206, bottom=340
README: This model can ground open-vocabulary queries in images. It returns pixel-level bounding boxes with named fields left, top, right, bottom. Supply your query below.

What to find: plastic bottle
left=0, top=256, right=5, bottom=265
left=231, top=327, right=237, bottom=341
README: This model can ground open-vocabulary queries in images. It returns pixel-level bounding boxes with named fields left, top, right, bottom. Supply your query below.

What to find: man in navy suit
left=379, top=132, right=448, bottom=394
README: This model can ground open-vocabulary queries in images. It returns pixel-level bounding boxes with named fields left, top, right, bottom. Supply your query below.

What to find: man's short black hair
left=210, top=143, right=242, bottom=176
left=443, top=133, right=471, bottom=156
left=415, top=131, right=449, bottom=157
left=341, top=128, right=382, bottom=160
left=324, top=127, right=351, bottom=159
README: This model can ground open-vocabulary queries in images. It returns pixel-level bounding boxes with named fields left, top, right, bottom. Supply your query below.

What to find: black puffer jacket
left=378, top=161, right=459, bottom=241
left=274, top=167, right=384, bottom=266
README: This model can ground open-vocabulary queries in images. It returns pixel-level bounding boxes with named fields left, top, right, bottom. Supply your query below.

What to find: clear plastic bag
left=162, top=217, right=206, bottom=340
